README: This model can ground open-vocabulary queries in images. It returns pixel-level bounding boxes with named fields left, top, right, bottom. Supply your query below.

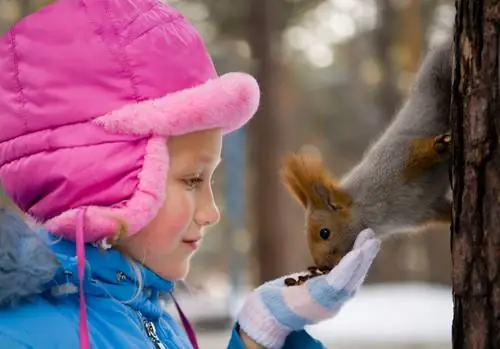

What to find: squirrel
left=281, top=39, right=453, bottom=271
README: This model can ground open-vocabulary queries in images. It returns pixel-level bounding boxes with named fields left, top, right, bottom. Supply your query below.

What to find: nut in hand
left=284, top=266, right=331, bottom=287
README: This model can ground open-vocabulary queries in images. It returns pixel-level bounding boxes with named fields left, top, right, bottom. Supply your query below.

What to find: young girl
left=0, top=0, right=380, bottom=348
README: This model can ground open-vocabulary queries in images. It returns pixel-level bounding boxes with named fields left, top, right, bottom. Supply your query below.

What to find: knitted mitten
left=237, top=228, right=380, bottom=349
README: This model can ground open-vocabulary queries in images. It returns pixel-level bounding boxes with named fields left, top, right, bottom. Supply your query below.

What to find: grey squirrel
left=281, top=40, right=453, bottom=270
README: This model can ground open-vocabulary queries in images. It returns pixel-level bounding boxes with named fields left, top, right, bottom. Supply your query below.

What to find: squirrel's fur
left=282, top=40, right=453, bottom=269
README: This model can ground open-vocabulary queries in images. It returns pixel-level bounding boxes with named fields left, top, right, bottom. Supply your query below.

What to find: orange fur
left=403, top=133, right=450, bottom=181
left=280, top=153, right=352, bottom=209
left=280, top=153, right=355, bottom=269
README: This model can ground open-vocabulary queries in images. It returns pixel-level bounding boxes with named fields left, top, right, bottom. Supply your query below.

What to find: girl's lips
left=182, top=238, right=201, bottom=250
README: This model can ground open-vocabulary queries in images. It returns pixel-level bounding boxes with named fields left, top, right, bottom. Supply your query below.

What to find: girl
left=0, top=0, right=380, bottom=348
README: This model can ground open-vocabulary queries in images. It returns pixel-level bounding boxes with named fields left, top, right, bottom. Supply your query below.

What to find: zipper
left=137, top=311, right=166, bottom=349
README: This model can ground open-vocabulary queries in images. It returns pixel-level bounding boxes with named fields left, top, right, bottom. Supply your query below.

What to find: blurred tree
left=0, top=0, right=54, bottom=34
left=451, top=1, right=500, bottom=348
left=245, top=0, right=302, bottom=283
left=372, top=0, right=400, bottom=124
left=198, top=0, right=324, bottom=40
left=18, top=0, right=32, bottom=15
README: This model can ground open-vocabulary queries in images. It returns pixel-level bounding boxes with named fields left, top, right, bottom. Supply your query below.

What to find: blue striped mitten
left=236, top=228, right=380, bottom=349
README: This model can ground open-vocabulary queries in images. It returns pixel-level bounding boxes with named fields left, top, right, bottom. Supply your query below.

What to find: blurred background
left=1, top=0, right=455, bottom=348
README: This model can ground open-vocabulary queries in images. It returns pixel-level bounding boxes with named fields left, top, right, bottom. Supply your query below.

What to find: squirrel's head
left=281, top=152, right=357, bottom=269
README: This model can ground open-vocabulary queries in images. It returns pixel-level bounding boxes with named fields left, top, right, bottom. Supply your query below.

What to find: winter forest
left=1, top=0, right=499, bottom=348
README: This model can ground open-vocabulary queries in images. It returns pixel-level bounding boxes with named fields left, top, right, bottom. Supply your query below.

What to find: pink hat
left=0, top=0, right=260, bottom=245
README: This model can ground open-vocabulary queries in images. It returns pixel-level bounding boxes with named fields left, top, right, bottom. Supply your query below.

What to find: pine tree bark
left=451, top=1, right=500, bottom=348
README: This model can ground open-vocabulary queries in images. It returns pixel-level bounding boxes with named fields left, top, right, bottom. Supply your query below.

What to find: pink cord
left=76, top=209, right=90, bottom=349
left=172, top=295, right=199, bottom=349
left=74, top=209, right=195, bottom=349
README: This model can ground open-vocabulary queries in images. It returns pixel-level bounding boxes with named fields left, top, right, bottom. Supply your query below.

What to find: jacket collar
left=47, top=234, right=174, bottom=319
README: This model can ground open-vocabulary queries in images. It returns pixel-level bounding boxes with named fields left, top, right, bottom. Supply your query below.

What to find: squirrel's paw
left=433, top=132, right=451, bottom=155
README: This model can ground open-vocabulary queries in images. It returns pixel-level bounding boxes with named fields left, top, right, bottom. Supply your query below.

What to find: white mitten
left=237, top=228, right=380, bottom=349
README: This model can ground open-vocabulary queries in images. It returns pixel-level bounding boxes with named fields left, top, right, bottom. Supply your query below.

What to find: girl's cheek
left=155, top=199, right=193, bottom=245
left=143, top=220, right=185, bottom=255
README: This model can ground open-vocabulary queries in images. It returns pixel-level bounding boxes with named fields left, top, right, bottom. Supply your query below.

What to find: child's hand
left=236, top=228, right=380, bottom=349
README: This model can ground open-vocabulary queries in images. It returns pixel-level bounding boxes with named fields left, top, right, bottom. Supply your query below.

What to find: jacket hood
left=0, top=207, right=174, bottom=318
left=0, top=207, right=60, bottom=307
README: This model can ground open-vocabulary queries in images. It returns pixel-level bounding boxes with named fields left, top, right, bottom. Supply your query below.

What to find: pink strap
left=172, top=295, right=200, bottom=349
left=76, top=209, right=90, bottom=349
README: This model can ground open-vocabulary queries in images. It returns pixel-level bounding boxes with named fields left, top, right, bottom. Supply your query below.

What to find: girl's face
left=118, top=129, right=223, bottom=280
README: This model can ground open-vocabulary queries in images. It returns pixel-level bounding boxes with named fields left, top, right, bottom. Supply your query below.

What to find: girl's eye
left=183, top=177, right=204, bottom=190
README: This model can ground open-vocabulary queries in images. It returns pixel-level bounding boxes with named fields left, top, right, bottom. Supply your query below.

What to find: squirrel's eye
left=319, top=228, right=330, bottom=240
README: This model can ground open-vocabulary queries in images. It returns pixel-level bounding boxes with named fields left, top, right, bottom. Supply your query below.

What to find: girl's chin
left=156, top=259, right=191, bottom=281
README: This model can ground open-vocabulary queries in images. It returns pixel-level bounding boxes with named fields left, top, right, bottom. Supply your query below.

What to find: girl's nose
left=195, top=201, right=220, bottom=227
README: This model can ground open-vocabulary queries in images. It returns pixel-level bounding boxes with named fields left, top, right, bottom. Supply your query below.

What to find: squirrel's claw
left=433, top=132, right=451, bottom=155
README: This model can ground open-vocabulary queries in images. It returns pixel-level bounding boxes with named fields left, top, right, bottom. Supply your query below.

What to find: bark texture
left=451, top=1, right=500, bottom=348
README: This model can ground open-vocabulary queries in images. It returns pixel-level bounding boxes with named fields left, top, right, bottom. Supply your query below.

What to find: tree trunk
left=451, top=1, right=500, bottom=348
left=246, top=0, right=293, bottom=283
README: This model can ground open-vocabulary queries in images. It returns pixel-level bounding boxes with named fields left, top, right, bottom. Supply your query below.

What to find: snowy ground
left=305, top=283, right=452, bottom=348
left=170, top=282, right=453, bottom=349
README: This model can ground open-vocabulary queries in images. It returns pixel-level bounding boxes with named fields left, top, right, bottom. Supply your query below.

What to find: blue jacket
left=0, top=209, right=324, bottom=348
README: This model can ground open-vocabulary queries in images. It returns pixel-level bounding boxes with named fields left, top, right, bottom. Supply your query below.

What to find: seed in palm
left=284, top=266, right=330, bottom=287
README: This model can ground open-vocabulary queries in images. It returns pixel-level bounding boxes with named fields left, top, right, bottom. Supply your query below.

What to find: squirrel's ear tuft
left=313, top=183, right=339, bottom=211
left=280, top=152, right=352, bottom=210
left=313, top=183, right=352, bottom=212
left=280, top=153, right=310, bottom=207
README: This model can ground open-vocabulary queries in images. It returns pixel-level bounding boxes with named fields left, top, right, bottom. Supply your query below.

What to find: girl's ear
left=280, top=152, right=352, bottom=211
left=100, top=217, right=130, bottom=251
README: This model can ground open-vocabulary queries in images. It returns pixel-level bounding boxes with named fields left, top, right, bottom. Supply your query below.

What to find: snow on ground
left=305, top=283, right=452, bottom=346
left=170, top=282, right=453, bottom=348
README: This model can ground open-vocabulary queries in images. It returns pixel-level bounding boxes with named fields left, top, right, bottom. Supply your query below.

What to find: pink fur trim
left=43, top=137, right=168, bottom=242
left=92, top=72, right=260, bottom=136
